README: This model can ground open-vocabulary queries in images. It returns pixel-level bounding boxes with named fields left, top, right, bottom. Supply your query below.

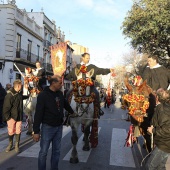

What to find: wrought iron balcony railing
left=43, top=63, right=53, bottom=72
left=16, top=48, right=39, bottom=63
left=43, top=40, right=52, bottom=48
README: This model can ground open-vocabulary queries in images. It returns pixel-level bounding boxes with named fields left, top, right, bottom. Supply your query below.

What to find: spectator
left=0, top=83, right=6, bottom=128
left=64, top=88, right=68, bottom=98
left=111, top=88, right=116, bottom=104
left=145, top=88, right=170, bottom=170
left=5, top=83, right=12, bottom=91
left=3, top=79, right=29, bottom=153
left=99, top=90, right=104, bottom=102
left=33, top=75, right=75, bottom=170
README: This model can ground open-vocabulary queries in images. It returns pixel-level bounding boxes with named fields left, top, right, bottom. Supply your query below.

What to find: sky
left=13, top=0, right=133, bottom=68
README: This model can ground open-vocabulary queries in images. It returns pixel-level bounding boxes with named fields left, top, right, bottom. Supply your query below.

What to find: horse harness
left=68, top=69, right=96, bottom=118
left=23, top=76, right=40, bottom=109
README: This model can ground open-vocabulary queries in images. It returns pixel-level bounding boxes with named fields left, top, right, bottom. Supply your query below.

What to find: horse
left=121, top=75, right=153, bottom=146
left=23, top=68, right=40, bottom=135
left=67, top=67, right=98, bottom=163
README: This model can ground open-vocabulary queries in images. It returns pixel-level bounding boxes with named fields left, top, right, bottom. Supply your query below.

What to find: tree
left=122, top=50, right=148, bottom=75
left=121, top=0, right=170, bottom=61
left=114, top=66, right=126, bottom=90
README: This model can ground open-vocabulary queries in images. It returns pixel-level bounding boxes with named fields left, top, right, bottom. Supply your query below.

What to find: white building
left=71, top=43, right=89, bottom=67
left=0, top=1, right=73, bottom=88
left=0, top=1, right=43, bottom=86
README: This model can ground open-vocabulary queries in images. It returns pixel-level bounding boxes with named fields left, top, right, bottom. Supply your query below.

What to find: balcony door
left=16, top=34, right=21, bottom=58
left=16, top=34, right=21, bottom=51
left=27, top=40, right=32, bottom=61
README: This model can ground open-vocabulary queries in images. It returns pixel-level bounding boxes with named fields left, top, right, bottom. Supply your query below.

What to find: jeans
left=38, top=124, right=63, bottom=170
left=145, top=146, right=169, bottom=170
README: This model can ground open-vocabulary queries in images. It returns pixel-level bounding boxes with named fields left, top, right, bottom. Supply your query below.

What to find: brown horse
left=121, top=75, right=154, bottom=148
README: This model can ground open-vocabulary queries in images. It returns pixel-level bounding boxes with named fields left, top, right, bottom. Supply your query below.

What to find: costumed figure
left=32, top=61, right=46, bottom=91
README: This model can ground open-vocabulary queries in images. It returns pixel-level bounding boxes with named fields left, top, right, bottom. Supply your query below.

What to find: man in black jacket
left=65, top=52, right=114, bottom=116
left=142, top=55, right=170, bottom=91
left=145, top=88, right=170, bottom=170
left=33, top=75, right=75, bottom=170
left=3, top=79, right=28, bottom=153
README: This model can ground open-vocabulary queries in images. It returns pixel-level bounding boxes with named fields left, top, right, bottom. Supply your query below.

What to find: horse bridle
left=74, top=103, right=89, bottom=117
left=23, top=93, right=35, bottom=110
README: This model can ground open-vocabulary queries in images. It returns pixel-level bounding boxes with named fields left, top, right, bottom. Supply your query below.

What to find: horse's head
left=75, top=67, right=94, bottom=97
left=122, top=76, right=152, bottom=122
left=25, top=67, right=32, bottom=77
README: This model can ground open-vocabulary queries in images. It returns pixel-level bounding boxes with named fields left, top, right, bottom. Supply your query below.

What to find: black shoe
left=99, top=109, right=104, bottom=116
left=125, top=118, right=130, bottom=122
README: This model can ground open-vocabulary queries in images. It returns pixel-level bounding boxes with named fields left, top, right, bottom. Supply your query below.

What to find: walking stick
left=151, top=132, right=154, bottom=150
left=14, top=63, right=25, bottom=78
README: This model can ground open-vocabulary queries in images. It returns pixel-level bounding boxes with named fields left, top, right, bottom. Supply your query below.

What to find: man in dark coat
left=32, top=61, right=46, bottom=90
left=0, top=83, right=6, bottom=128
left=65, top=52, right=114, bottom=116
left=3, top=79, right=29, bottom=153
left=141, top=55, right=170, bottom=152
left=145, top=88, right=170, bottom=169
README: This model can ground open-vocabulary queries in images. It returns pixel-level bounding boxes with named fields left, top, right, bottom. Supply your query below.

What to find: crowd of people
left=0, top=54, right=170, bottom=170
left=99, top=88, right=116, bottom=108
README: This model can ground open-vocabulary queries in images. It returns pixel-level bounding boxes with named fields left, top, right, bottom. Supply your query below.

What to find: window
left=37, top=45, right=40, bottom=60
left=16, top=73, right=21, bottom=80
left=16, top=34, right=21, bottom=51
left=27, top=40, right=32, bottom=61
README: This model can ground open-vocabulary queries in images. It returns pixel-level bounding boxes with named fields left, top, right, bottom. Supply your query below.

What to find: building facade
left=0, top=1, right=73, bottom=88
left=71, top=43, right=89, bottom=67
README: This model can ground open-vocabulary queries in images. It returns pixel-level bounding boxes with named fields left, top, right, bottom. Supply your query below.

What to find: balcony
left=43, top=40, right=52, bottom=48
left=43, top=63, right=53, bottom=73
left=16, top=48, right=39, bottom=63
